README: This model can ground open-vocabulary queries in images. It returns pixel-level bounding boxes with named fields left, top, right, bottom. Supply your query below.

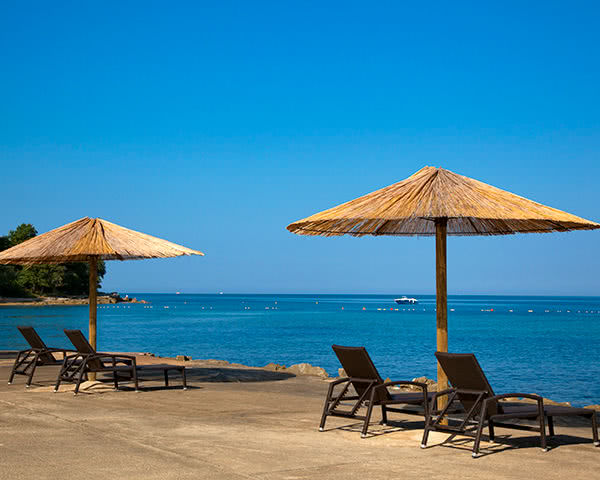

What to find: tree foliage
left=0, top=223, right=106, bottom=297
left=8, top=224, right=37, bottom=246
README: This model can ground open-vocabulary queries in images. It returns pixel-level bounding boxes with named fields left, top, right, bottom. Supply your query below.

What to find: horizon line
left=109, top=292, right=600, bottom=298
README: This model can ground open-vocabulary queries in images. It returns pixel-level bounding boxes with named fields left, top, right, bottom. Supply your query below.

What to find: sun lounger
left=422, top=352, right=599, bottom=457
left=8, top=326, right=73, bottom=387
left=54, top=329, right=138, bottom=395
left=55, top=329, right=187, bottom=395
left=319, top=345, right=433, bottom=438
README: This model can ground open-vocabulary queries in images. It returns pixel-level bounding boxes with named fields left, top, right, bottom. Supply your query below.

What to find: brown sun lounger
left=55, top=329, right=187, bottom=395
left=319, top=345, right=433, bottom=438
left=55, top=329, right=138, bottom=395
left=422, top=352, right=599, bottom=457
left=8, top=326, right=74, bottom=387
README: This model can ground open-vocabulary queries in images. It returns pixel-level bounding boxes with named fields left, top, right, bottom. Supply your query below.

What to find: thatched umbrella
left=287, top=166, right=600, bottom=403
left=0, top=217, right=204, bottom=354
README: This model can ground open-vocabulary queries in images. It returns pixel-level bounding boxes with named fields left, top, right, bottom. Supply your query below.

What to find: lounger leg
left=421, top=421, right=431, bottom=448
left=182, top=368, right=187, bottom=390
left=547, top=416, right=555, bottom=437
left=25, top=366, right=35, bottom=388
left=361, top=400, right=375, bottom=438
left=591, top=413, right=599, bottom=446
left=113, top=371, right=119, bottom=390
left=133, top=367, right=139, bottom=392
left=8, top=352, right=23, bottom=385
left=73, top=364, right=88, bottom=396
left=7, top=368, right=16, bottom=384
left=380, top=405, right=388, bottom=426
left=319, top=390, right=332, bottom=432
left=164, top=369, right=169, bottom=387
left=54, top=361, right=67, bottom=392
left=488, top=419, right=495, bottom=443
left=26, top=366, right=36, bottom=388
left=472, top=415, right=486, bottom=458
left=25, top=353, right=42, bottom=388
left=539, top=414, right=548, bottom=452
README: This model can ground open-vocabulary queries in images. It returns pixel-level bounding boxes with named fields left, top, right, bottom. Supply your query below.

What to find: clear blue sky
left=1, top=2, right=599, bottom=295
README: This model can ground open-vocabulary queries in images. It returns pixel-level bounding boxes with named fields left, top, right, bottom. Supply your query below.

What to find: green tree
left=1, top=223, right=106, bottom=297
left=61, top=261, right=106, bottom=294
left=0, top=265, right=29, bottom=297
left=0, top=235, right=10, bottom=251
left=0, top=232, right=30, bottom=297
left=17, top=264, right=66, bottom=295
left=8, top=224, right=37, bottom=246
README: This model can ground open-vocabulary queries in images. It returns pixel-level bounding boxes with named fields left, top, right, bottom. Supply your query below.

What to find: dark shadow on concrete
left=323, top=418, right=427, bottom=438
left=0, top=350, right=19, bottom=359
left=172, top=366, right=295, bottom=383
left=422, top=431, right=598, bottom=457
left=96, top=366, right=296, bottom=384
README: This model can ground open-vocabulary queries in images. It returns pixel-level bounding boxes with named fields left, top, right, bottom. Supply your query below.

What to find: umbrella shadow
left=23, top=366, right=296, bottom=392
left=100, top=366, right=296, bottom=391
left=181, top=366, right=296, bottom=383
left=102, top=366, right=295, bottom=385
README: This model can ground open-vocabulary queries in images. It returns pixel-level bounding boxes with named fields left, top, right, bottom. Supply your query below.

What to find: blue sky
left=1, top=1, right=599, bottom=295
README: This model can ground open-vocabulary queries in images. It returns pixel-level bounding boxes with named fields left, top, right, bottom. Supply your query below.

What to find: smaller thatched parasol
left=287, top=166, right=600, bottom=406
left=0, top=217, right=204, bottom=355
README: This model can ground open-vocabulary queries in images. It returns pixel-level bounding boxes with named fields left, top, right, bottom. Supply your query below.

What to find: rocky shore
left=0, top=293, right=148, bottom=307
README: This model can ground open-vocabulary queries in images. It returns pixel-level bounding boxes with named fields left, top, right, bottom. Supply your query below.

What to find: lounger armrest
left=328, top=377, right=351, bottom=386
left=63, top=352, right=88, bottom=361
left=16, top=348, right=34, bottom=355
left=431, top=388, right=456, bottom=400
left=379, top=380, right=428, bottom=390
left=488, top=393, right=543, bottom=402
left=376, top=381, right=429, bottom=399
left=46, top=347, right=77, bottom=358
left=347, top=377, right=380, bottom=384
left=325, top=377, right=374, bottom=403
left=455, top=388, right=490, bottom=396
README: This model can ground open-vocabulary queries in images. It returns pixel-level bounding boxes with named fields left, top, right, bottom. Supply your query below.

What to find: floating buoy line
left=96, top=304, right=600, bottom=316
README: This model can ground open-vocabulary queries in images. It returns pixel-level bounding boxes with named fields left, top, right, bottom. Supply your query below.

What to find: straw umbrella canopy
left=287, top=166, right=600, bottom=401
left=0, top=217, right=204, bottom=353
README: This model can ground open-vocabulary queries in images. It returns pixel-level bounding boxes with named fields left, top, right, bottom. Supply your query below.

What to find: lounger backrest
left=332, top=345, right=391, bottom=402
left=435, top=352, right=499, bottom=416
left=64, top=329, right=103, bottom=370
left=17, top=326, right=55, bottom=364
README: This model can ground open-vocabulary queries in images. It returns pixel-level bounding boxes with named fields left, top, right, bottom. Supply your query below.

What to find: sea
left=1, top=294, right=599, bottom=406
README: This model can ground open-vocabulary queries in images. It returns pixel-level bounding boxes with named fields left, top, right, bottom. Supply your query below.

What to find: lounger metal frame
left=8, top=326, right=73, bottom=387
left=54, top=329, right=138, bottom=395
left=320, top=345, right=430, bottom=438
left=422, top=352, right=599, bottom=457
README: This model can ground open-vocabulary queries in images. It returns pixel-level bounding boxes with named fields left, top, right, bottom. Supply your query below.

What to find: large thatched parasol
left=287, top=166, right=600, bottom=403
left=0, top=217, right=204, bottom=354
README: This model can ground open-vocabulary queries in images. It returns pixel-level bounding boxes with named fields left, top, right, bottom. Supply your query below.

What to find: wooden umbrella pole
left=89, top=257, right=98, bottom=381
left=435, top=218, right=448, bottom=412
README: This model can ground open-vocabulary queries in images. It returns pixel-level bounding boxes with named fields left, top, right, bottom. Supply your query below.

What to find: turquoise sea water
left=1, top=294, right=599, bottom=406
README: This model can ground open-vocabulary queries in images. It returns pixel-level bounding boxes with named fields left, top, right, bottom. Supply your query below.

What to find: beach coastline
left=0, top=293, right=148, bottom=307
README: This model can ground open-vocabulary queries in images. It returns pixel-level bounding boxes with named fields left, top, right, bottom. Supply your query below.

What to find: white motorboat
left=394, top=296, right=418, bottom=304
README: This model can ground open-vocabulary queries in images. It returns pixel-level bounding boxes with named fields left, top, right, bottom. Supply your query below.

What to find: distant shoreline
left=0, top=294, right=148, bottom=307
